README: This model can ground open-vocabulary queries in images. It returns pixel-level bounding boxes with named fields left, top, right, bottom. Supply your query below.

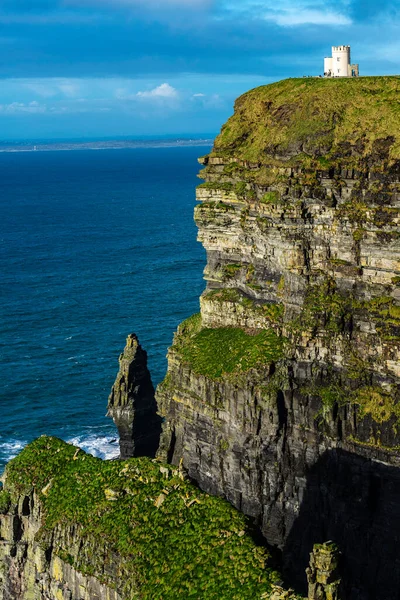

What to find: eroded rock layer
left=156, top=77, right=400, bottom=599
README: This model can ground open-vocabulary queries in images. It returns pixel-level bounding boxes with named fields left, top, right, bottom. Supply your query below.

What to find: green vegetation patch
left=197, top=182, right=234, bottom=192
left=209, top=77, right=400, bottom=167
left=297, top=277, right=353, bottom=335
left=355, top=386, right=400, bottom=424
left=260, top=191, right=281, bottom=205
left=303, top=371, right=400, bottom=427
left=296, top=277, right=399, bottom=341
left=359, top=296, right=400, bottom=340
left=174, top=314, right=285, bottom=379
left=4, top=436, right=284, bottom=600
left=392, top=276, right=400, bottom=287
left=222, top=263, right=243, bottom=279
left=0, top=489, right=11, bottom=514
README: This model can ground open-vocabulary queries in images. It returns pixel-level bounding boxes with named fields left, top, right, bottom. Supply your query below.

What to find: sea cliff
left=155, top=77, right=400, bottom=599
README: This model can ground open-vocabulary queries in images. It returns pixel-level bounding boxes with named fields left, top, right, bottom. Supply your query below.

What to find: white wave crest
left=0, top=439, right=26, bottom=463
left=66, top=433, right=120, bottom=460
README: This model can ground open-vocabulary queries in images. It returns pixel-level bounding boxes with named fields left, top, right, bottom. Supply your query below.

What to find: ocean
left=0, top=144, right=209, bottom=472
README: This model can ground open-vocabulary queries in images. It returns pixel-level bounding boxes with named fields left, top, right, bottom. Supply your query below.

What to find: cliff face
left=156, top=77, right=400, bottom=599
left=0, top=488, right=122, bottom=600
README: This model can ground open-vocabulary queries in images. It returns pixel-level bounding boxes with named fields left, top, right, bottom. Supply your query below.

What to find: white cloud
left=191, top=92, right=224, bottom=109
left=254, top=0, right=352, bottom=27
left=24, top=82, right=57, bottom=98
left=264, top=8, right=352, bottom=26
left=0, top=102, right=47, bottom=114
left=277, top=9, right=351, bottom=26
left=23, top=79, right=81, bottom=98
left=58, top=83, right=80, bottom=98
left=136, top=83, right=178, bottom=99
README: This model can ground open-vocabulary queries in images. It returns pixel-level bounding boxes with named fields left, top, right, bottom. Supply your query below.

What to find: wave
left=66, top=432, right=120, bottom=460
left=0, top=438, right=26, bottom=465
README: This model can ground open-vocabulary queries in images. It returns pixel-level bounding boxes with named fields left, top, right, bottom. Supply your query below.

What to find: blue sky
left=0, top=0, right=399, bottom=139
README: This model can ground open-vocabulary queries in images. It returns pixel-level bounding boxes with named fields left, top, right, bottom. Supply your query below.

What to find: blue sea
left=0, top=145, right=209, bottom=471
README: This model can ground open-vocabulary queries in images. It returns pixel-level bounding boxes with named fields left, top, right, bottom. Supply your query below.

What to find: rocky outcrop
left=0, top=436, right=296, bottom=600
left=156, top=77, right=400, bottom=599
left=107, top=334, right=161, bottom=459
left=307, top=542, right=341, bottom=600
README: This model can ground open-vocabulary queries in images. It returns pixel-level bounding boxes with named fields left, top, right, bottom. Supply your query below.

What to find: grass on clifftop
left=4, top=436, right=286, bottom=600
left=173, top=314, right=285, bottom=379
left=211, top=77, right=400, bottom=166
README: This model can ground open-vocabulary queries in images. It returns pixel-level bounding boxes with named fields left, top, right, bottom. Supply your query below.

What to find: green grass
left=209, top=77, right=400, bottom=167
left=260, top=191, right=280, bottom=205
left=0, top=489, right=11, bottom=514
left=354, top=386, right=400, bottom=424
left=174, top=314, right=285, bottom=379
left=197, top=182, right=234, bottom=192
left=4, top=436, right=286, bottom=600
left=222, top=264, right=243, bottom=279
left=303, top=379, right=400, bottom=427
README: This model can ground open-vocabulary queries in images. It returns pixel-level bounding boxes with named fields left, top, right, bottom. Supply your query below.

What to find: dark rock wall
left=156, top=150, right=400, bottom=598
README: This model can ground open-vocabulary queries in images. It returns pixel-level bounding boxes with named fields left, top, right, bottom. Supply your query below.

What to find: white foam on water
left=0, top=438, right=26, bottom=463
left=0, top=431, right=120, bottom=466
left=66, top=432, right=120, bottom=460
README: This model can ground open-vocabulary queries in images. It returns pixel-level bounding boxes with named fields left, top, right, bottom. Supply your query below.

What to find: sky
left=0, top=0, right=399, bottom=139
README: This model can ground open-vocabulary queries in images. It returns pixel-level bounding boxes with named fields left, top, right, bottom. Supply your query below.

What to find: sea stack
left=107, top=333, right=161, bottom=458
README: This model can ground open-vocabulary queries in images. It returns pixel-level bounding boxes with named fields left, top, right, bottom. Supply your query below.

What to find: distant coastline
left=0, top=137, right=214, bottom=153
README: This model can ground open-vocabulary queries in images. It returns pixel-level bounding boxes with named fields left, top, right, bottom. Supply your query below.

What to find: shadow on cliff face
left=107, top=333, right=163, bottom=460
left=282, top=448, right=400, bottom=600
left=117, top=387, right=163, bottom=460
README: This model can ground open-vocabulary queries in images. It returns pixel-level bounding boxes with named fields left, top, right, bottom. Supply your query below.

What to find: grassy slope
left=211, top=77, right=400, bottom=165
left=173, top=314, right=285, bottom=379
left=2, top=436, right=288, bottom=600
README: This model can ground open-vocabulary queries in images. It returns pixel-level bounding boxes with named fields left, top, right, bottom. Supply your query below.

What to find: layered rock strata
left=107, top=334, right=161, bottom=459
left=0, top=489, right=122, bottom=600
left=156, top=77, right=400, bottom=599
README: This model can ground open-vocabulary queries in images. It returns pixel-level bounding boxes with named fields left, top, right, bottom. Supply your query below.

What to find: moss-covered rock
left=171, top=313, right=286, bottom=379
left=2, top=436, right=288, bottom=600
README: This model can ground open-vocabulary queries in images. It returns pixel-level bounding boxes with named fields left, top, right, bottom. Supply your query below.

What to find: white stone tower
left=324, top=45, right=359, bottom=77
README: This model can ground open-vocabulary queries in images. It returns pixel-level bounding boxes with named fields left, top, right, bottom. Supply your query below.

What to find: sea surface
left=0, top=144, right=209, bottom=472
